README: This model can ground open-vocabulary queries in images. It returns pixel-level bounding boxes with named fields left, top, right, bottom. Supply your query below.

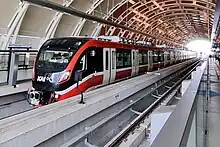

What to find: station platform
left=206, top=58, right=220, bottom=147
left=0, top=81, right=31, bottom=97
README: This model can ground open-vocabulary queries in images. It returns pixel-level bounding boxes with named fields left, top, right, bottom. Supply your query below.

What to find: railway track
left=44, top=60, right=201, bottom=147
left=0, top=92, right=34, bottom=120
left=0, top=59, right=200, bottom=147
left=106, top=61, right=201, bottom=147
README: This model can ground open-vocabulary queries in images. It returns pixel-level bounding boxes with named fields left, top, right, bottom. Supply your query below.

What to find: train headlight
left=58, top=70, right=71, bottom=83
left=55, top=94, right=60, bottom=99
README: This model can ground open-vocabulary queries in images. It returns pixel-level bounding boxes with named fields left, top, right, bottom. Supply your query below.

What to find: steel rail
left=106, top=61, right=201, bottom=147
left=22, top=0, right=181, bottom=45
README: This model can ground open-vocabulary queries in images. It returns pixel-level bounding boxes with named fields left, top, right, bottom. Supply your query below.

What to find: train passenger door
left=131, top=50, right=139, bottom=76
left=148, top=51, right=153, bottom=71
left=103, top=48, right=116, bottom=85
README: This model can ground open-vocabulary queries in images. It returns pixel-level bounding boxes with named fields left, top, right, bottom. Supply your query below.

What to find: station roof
left=1, top=0, right=219, bottom=47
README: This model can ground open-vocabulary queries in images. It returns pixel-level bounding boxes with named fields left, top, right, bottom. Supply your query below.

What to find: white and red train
left=28, top=36, right=197, bottom=106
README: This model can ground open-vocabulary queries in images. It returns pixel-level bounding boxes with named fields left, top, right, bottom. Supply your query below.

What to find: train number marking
left=37, top=76, right=53, bottom=82
left=37, top=76, right=46, bottom=82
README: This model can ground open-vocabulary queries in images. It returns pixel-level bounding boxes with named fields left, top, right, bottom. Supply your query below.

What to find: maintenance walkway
left=206, top=58, right=220, bottom=147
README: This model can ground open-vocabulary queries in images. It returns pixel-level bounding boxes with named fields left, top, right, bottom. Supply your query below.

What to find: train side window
left=160, top=51, right=164, bottom=62
left=171, top=51, right=174, bottom=60
left=167, top=52, right=170, bottom=60
left=139, top=51, right=143, bottom=65
left=76, top=55, right=87, bottom=71
left=143, top=51, right=148, bottom=64
left=74, top=47, right=103, bottom=82
left=116, top=49, right=124, bottom=68
left=86, top=47, right=103, bottom=73
left=124, top=50, right=131, bottom=67
left=93, top=47, right=103, bottom=72
left=153, top=51, right=159, bottom=63
left=157, top=52, right=160, bottom=62
left=76, top=47, right=103, bottom=72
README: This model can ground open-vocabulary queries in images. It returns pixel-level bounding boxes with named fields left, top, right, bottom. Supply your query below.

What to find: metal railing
left=0, top=45, right=38, bottom=84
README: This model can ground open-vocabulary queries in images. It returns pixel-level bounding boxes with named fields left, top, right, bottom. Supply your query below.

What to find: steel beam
left=91, top=0, right=128, bottom=36
left=22, top=0, right=181, bottom=45
left=72, top=0, right=105, bottom=36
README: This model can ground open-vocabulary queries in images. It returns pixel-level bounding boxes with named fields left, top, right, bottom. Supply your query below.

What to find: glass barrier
left=150, top=61, right=207, bottom=147
left=0, top=49, right=38, bottom=84
left=183, top=68, right=207, bottom=147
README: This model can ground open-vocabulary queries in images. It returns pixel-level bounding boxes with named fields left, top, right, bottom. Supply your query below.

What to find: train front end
left=27, top=38, right=86, bottom=106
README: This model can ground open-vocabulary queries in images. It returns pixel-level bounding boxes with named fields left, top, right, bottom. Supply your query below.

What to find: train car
left=27, top=36, right=197, bottom=106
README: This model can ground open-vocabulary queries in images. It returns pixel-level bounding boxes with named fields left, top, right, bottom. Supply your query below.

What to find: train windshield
left=36, top=38, right=87, bottom=71
left=38, top=50, right=75, bottom=64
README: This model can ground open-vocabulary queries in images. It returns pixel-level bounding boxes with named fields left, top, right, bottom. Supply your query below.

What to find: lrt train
left=27, top=36, right=197, bottom=106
